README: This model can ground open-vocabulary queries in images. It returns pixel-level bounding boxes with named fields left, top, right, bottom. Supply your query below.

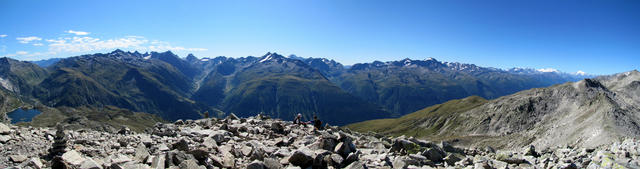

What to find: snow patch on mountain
left=286, top=54, right=306, bottom=60
left=0, top=77, right=16, bottom=92
left=537, top=68, right=559, bottom=73
left=259, top=53, right=276, bottom=63
left=403, top=58, right=412, bottom=66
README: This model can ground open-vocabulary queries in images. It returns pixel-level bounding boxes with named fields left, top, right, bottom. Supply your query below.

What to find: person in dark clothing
left=313, top=115, right=323, bottom=130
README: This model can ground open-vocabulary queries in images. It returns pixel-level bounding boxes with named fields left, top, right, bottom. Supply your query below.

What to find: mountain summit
left=259, top=52, right=287, bottom=63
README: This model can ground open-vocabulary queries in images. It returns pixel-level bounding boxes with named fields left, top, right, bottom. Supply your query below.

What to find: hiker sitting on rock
left=293, top=113, right=303, bottom=125
left=313, top=115, right=323, bottom=130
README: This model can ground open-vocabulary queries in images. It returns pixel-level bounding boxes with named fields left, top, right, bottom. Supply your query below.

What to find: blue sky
left=0, top=0, right=638, bottom=75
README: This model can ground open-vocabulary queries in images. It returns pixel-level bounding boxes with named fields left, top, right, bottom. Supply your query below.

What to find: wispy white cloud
left=16, top=51, right=28, bottom=55
left=65, top=30, right=90, bottom=36
left=148, top=40, right=208, bottom=52
left=9, top=31, right=207, bottom=59
left=151, top=46, right=208, bottom=52
left=47, top=36, right=149, bottom=53
left=0, top=34, right=7, bottom=38
left=4, top=50, right=56, bottom=60
left=16, top=36, right=42, bottom=44
left=5, top=51, right=29, bottom=57
left=46, top=36, right=207, bottom=53
left=46, top=39, right=65, bottom=43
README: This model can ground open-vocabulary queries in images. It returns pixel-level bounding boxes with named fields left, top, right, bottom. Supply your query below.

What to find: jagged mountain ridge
left=1, top=50, right=590, bottom=126
left=191, top=52, right=389, bottom=125
left=347, top=70, right=640, bottom=149
left=190, top=55, right=590, bottom=117
left=321, top=58, right=589, bottom=115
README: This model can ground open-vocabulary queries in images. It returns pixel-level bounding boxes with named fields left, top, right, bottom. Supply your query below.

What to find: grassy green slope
left=346, top=96, right=487, bottom=139
left=36, top=68, right=130, bottom=107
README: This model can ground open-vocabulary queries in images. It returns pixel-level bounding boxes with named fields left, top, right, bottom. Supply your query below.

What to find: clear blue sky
left=0, top=0, right=638, bottom=75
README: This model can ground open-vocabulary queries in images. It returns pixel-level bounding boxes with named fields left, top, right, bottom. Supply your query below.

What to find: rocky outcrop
left=1, top=115, right=640, bottom=168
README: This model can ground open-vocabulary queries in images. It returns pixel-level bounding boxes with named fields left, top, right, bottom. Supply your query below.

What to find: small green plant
left=405, top=142, right=423, bottom=154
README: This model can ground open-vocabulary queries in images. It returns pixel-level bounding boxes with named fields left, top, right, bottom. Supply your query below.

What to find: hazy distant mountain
left=347, top=70, right=640, bottom=149
left=29, top=58, right=63, bottom=67
left=0, top=50, right=594, bottom=126
left=300, top=57, right=345, bottom=80
left=306, top=58, right=589, bottom=116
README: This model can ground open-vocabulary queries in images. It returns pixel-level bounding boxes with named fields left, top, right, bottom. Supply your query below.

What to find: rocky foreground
left=1, top=115, right=639, bottom=169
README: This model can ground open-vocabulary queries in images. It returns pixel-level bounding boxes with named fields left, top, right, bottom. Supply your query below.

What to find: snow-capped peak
left=403, top=58, right=413, bottom=66
left=259, top=53, right=275, bottom=63
left=536, top=68, right=559, bottom=73
left=575, top=70, right=587, bottom=76
left=259, top=52, right=286, bottom=63
left=200, top=58, right=210, bottom=62
left=424, top=57, right=435, bottom=61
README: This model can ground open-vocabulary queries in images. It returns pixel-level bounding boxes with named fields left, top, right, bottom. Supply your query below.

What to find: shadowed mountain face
left=35, top=50, right=209, bottom=121
left=0, top=88, right=25, bottom=122
left=191, top=53, right=389, bottom=125
left=348, top=70, right=640, bottom=149
left=0, top=56, right=166, bottom=129
left=0, top=50, right=590, bottom=126
left=0, top=57, right=49, bottom=95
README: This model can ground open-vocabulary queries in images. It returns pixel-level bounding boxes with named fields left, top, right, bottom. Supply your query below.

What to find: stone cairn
left=50, top=124, right=68, bottom=156
left=49, top=124, right=68, bottom=169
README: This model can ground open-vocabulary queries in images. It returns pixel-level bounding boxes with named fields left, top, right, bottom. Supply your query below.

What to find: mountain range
left=1, top=49, right=591, bottom=126
left=347, top=70, right=640, bottom=149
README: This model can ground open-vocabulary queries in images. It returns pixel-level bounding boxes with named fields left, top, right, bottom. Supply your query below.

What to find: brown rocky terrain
left=1, top=114, right=639, bottom=169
